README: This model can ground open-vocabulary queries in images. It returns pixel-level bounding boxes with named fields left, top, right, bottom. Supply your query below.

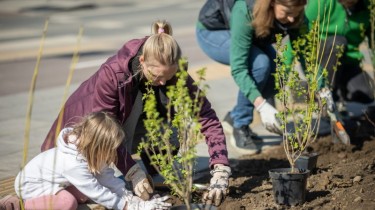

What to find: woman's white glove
left=256, top=100, right=282, bottom=135
left=126, top=194, right=171, bottom=210
left=125, top=163, right=154, bottom=200
left=318, top=88, right=335, bottom=112
left=202, top=164, right=231, bottom=206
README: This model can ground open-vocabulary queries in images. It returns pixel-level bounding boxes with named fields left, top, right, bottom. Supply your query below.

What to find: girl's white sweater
left=14, top=128, right=129, bottom=210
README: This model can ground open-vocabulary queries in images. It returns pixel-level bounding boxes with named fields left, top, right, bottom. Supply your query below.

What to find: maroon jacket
left=41, top=37, right=229, bottom=175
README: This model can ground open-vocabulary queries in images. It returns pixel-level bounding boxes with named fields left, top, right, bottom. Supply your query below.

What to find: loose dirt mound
left=211, top=136, right=375, bottom=210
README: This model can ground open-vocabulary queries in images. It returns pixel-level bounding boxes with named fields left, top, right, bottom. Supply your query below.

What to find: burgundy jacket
left=41, top=37, right=229, bottom=175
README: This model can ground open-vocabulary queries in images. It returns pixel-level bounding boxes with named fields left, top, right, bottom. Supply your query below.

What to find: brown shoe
left=0, top=195, right=20, bottom=210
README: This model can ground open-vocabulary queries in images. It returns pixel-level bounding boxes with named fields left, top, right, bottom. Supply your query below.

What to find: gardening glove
left=256, top=100, right=282, bottom=135
left=125, top=194, right=171, bottom=210
left=203, top=164, right=231, bottom=206
left=318, top=88, right=335, bottom=113
left=125, top=163, right=154, bottom=201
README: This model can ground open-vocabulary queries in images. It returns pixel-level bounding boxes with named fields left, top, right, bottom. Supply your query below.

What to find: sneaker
left=0, top=195, right=20, bottom=210
left=231, top=125, right=262, bottom=154
left=223, top=112, right=262, bottom=153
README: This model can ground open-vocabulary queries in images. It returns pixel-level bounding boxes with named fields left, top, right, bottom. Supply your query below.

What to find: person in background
left=196, top=0, right=307, bottom=153
left=305, top=0, right=374, bottom=109
left=41, top=20, right=231, bottom=206
left=12, top=112, right=171, bottom=210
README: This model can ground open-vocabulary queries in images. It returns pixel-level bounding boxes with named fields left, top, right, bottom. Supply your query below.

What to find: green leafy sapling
left=274, top=19, right=336, bottom=173
left=139, top=58, right=208, bottom=209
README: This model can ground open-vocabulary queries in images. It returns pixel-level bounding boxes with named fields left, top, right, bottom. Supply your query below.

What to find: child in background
left=12, top=112, right=170, bottom=210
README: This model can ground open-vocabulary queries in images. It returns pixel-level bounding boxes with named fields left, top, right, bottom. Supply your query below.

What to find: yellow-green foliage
left=139, top=58, right=207, bottom=208
left=274, top=19, right=337, bottom=173
left=20, top=21, right=83, bottom=210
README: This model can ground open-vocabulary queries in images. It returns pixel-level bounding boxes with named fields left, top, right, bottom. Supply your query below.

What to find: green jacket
left=305, top=0, right=372, bottom=65
left=230, top=0, right=302, bottom=102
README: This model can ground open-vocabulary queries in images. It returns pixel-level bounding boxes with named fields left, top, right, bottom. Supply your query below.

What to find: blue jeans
left=196, top=28, right=231, bottom=65
left=196, top=28, right=276, bottom=128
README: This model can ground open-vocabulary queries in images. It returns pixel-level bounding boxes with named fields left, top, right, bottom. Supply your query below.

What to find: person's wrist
left=254, top=96, right=265, bottom=108
left=125, top=163, right=143, bottom=181
left=211, top=164, right=231, bottom=177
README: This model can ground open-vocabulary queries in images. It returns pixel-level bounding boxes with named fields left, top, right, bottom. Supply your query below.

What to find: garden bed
left=194, top=135, right=375, bottom=209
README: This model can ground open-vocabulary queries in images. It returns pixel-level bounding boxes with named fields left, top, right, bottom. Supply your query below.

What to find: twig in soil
left=363, top=110, right=375, bottom=128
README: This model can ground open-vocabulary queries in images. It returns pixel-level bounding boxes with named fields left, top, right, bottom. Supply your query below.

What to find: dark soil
left=91, top=122, right=375, bottom=210
left=192, top=135, right=375, bottom=210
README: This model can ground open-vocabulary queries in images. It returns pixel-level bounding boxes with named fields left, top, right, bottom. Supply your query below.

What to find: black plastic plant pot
left=295, top=152, right=319, bottom=173
left=170, top=203, right=217, bottom=210
left=269, top=168, right=310, bottom=206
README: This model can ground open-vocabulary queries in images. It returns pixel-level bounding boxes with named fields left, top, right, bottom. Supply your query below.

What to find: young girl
left=14, top=112, right=170, bottom=210
left=41, top=20, right=231, bottom=204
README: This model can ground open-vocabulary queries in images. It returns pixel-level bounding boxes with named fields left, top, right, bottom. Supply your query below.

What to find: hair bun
left=151, top=20, right=173, bottom=35
left=158, top=28, right=165, bottom=34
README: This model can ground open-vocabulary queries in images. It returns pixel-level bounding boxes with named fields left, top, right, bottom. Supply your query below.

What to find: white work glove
left=126, top=194, right=171, bottom=210
left=202, top=164, right=231, bottom=206
left=256, top=100, right=282, bottom=135
left=318, top=88, right=335, bottom=113
left=125, top=163, right=154, bottom=200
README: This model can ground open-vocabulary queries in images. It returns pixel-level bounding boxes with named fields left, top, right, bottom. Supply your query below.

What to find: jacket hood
left=57, top=127, right=79, bottom=156
left=114, top=37, right=148, bottom=79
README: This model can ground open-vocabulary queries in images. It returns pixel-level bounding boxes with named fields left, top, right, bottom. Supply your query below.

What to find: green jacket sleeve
left=305, top=0, right=322, bottom=25
left=230, top=0, right=261, bottom=103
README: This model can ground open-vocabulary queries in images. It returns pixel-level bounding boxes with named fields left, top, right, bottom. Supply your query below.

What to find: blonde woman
left=13, top=112, right=170, bottom=210
left=41, top=20, right=231, bottom=205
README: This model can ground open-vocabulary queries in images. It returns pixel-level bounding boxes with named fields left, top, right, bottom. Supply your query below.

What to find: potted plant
left=139, top=58, right=215, bottom=210
left=269, top=18, right=341, bottom=205
left=294, top=151, right=319, bottom=173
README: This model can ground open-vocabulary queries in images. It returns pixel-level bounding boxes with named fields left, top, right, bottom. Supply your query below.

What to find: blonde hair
left=252, top=0, right=306, bottom=38
left=142, top=20, right=182, bottom=66
left=66, top=112, right=124, bottom=174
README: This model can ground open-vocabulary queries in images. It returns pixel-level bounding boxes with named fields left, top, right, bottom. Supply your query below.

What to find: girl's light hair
left=66, top=112, right=124, bottom=174
left=252, top=0, right=306, bottom=38
left=142, top=20, right=182, bottom=66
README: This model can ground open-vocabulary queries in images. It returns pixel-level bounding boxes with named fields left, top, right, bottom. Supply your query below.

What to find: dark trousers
left=320, top=36, right=374, bottom=103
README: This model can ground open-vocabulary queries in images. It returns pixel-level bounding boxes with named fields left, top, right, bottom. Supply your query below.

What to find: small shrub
left=139, top=58, right=208, bottom=209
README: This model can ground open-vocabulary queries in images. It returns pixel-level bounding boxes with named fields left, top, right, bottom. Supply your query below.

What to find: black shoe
left=231, top=125, right=262, bottom=154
